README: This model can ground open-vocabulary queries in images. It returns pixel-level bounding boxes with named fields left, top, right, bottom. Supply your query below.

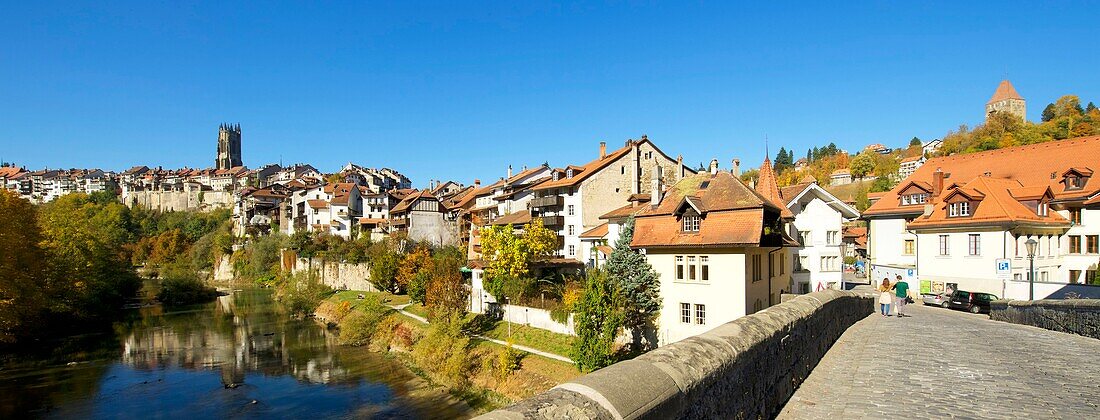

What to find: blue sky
left=2, top=1, right=1099, bottom=185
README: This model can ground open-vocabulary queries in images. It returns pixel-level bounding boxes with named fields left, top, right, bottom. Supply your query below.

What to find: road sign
left=996, top=258, right=1011, bottom=279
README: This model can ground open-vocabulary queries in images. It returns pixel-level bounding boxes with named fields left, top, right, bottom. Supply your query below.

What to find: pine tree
left=606, top=217, right=661, bottom=351
left=571, top=269, right=624, bottom=372
left=1042, top=103, right=1056, bottom=122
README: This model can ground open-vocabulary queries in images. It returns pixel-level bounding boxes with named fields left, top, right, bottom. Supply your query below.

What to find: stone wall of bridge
left=990, top=299, right=1100, bottom=339
left=477, top=288, right=874, bottom=419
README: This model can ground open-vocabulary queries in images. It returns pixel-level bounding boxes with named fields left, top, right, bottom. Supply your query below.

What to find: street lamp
left=1025, top=238, right=1038, bottom=300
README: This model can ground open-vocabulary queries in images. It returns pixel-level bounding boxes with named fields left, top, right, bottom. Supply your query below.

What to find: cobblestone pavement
left=778, top=303, right=1100, bottom=419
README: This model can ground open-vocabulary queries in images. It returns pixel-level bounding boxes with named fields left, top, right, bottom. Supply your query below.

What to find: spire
left=756, top=154, right=793, bottom=218
left=988, top=80, right=1023, bottom=104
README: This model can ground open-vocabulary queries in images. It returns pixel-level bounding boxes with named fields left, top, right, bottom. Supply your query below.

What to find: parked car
left=921, top=293, right=949, bottom=308
left=946, top=290, right=998, bottom=314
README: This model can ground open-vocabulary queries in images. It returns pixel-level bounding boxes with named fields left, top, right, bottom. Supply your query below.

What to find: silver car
left=921, top=293, right=949, bottom=308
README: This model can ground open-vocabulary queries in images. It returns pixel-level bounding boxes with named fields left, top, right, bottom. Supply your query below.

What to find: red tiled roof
left=988, top=80, right=1023, bottom=104
left=907, top=177, right=1069, bottom=229
left=580, top=223, right=609, bottom=239
left=599, top=203, right=649, bottom=220
left=489, top=210, right=532, bottom=226
left=533, top=141, right=636, bottom=190
left=865, top=136, right=1100, bottom=217
left=307, top=199, right=329, bottom=209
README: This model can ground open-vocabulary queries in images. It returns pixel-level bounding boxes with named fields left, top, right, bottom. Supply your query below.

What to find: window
left=1070, top=236, right=1082, bottom=254
left=568, top=205, right=575, bottom=216
left=797, top=256, right=808, bottom=272
left=680, top=303, right=691, bottom=324
left=1070, top=270, right=1082, bottom=284
left=903, top=239, right=915, bottom=255
left=568, top=225, right=575, bottom=235
left=621, top=166, right=625, bottom=175
left=949, top=202, right=970, bottom=217
left=1013, top=273, right=1022, bottom=281
left=968, top=234, right=980, bottom=256
left=939, top=235, right=949, bottom=256
left=779, top=253, right=785, bottom=275
left=695, top=304, right=706, bottom=325
left=1040, top=271, right=1049, bottom=282
left=752, top=255, right=762, bottom=281
left=768, top=253, right=775, bottom=278
left=1037, top=202, right=1049, bottom=216
left=827, top=231, right=839, bottom=245
left=700, top=256, right=709, bottom=281
left=820, top=256, right=838, bottom=272
left=688, top=256, right=697, bottom=280
left=800, top=231, right=812, bottom=245
left=568, top=245, right=575, bottom=256
left=682, top=215, right=700, bottom=232
left=1070, top=208, right=1082, bottom=224
left=1088, top=270, right=1098, bottom=283
left=1089, top=236, right=1099, bottom=254
left=753, top=299, right=763, bottom=312
left=675, top=256, right=685, bottom=280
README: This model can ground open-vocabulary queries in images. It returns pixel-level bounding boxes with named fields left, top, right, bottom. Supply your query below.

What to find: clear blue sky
left=3, top=1, right=1099, bottom=185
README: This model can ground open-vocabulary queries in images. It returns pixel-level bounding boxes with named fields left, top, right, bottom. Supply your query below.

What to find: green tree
left=909, top=137, right=922, bottom=147
left=397, top=246, right=432, bottom=303
left=479, top=218, right=558, bottom=300
left=368, top=240, right=402, bottom=293
left=1042, top=103, right=1056, bottom=122
left=571, top=269, right=624, bottom=372
left=848, top=152, right=875, bottom=180
left=0, top=191, right=47, bottom=342
left=854, top=184, right=871, bottom=212
left=606, top=217, right=661, bottom=351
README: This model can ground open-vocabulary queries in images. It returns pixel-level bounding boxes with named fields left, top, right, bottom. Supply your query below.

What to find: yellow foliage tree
left=0, top=191, right=46, bottom=342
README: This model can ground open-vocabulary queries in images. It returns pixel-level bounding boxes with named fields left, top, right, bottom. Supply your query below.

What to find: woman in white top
left=879, top=278, right=893, bottom=317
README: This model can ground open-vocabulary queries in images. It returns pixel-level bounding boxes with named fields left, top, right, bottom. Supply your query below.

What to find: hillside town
left=4, top=80, right=1099, bottom=350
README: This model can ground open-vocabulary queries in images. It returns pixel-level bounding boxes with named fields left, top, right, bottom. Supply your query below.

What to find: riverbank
left=315, top=291, right=582, bottom=413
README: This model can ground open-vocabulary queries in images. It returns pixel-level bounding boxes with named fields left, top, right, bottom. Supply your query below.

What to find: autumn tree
left=397, top=246, right=433, bottom=304
left=425, top=246, right=467, bottom=318
left=849, top=152, right=875, bottom=180
left=479, top=217, right=558, bottom=300
left=571, top=269, right=624, bottom=372
left=606, top=217, right=661, bottom=351
left=0, top=191, right=46, bottom=342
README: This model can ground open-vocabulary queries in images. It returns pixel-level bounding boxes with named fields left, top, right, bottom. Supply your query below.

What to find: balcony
left=539, top=215, right=564, bottom=227
left=529, top=195, right=564, bottom=209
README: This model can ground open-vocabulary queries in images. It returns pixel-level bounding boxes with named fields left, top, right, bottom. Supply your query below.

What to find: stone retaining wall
left=477, top=289, right=874, bottom=419
left=990, top=299, right=1100, bottom=339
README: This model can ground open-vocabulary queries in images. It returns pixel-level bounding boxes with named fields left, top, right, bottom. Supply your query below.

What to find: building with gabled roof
left=630, top=168, right=797, bottom=345
left=864, top=135, right=1100, bottom=299
left=986, top=79, right=1026, bottom=121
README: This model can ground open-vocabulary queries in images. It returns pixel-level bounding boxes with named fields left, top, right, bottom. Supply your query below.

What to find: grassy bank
left=315, top=291, right=581, bottom=413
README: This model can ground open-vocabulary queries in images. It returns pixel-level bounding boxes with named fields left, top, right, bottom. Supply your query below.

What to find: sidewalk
left=387, top=303, right=574, bottom=364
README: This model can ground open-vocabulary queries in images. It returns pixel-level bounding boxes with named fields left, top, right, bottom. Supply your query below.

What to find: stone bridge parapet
left=477, top=288, right=874, bottom=419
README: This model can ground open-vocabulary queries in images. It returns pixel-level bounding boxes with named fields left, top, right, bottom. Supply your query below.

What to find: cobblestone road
left=779, top=303, right=1100, bottom=419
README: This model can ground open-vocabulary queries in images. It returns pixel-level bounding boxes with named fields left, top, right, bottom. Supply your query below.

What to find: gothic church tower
left=986, top=80, right=1026, bottom=121
left=216, top=123, right=242, bottom=170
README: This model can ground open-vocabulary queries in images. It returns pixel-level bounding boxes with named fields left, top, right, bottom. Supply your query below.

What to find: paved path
left=779, top=303, right=1100, bottom=419
left=387, top=303, right=574, bottom=364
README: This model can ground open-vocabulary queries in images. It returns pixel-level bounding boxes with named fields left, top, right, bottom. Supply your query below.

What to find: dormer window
left=949, top=202, right=971, bottom=217
left=1038, top=202, right=1049, bottom=216
left=1066, top=175, right=1086, bottom=190
left=682, top=215, right=700, bottom=232
left=566, top=168, right=574, bottom=178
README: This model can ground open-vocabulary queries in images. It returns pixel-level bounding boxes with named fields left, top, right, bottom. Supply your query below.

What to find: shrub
left=412, top=313, right=471, bottom=388
left=276, top=271, right=332, bottom=317
left=338, top=295, right=389, bottom=346
left=495, top=344, right=524, bottom=380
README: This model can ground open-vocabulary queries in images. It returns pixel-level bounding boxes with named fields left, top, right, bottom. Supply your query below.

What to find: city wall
left=122, top=190, right=234, bottom=212
left=477, top=289, right=873, bottom=419
left=990, top=299, right=1100, bottom=340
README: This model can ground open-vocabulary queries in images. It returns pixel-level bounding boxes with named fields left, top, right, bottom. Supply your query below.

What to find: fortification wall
left=990, top=299, right=1100, bottom=339
left=478, top=288, right=873, bottom=419
left=121, top=190, right=234, bottom=212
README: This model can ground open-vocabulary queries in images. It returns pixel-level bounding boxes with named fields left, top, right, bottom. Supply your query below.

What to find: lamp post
left=1025, top=238, right=1038, bottom=300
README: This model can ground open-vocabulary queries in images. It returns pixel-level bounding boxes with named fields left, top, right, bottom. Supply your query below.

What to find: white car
left=921, top=293, right=949, bottom=308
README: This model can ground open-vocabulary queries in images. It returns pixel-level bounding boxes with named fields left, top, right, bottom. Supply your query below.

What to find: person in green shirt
left=892, top=275, right=911, bottom=317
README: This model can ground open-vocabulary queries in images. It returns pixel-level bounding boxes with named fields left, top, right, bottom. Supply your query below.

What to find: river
left=0, top=282, right=472, bottom=419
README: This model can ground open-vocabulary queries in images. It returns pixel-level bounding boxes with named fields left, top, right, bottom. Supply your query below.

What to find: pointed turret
left=755, top=156, right=793, bottom=218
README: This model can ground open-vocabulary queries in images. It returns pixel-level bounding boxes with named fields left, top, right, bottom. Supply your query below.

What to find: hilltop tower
left=216, top=123, right=242, bottom=170
left=986, top=80, right=1026, bottom=121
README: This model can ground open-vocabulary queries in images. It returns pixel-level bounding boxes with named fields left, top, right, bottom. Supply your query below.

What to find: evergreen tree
left=1087, top=102, right=1098, bottom=114
left=1042, top=103, right=1056, bottom=122
left=909, top=137, right=922, bottom=147
left=806, top=148, right=812, bottom=162
left=571, top=269, right=624, bottom=372
left=606, top=217, right=661, bottom=351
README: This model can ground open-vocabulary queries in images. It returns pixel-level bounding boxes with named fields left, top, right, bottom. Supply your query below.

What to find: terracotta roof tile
left=632, top=209, right=764, bottom=248
left=907, top=176, right=1069, bottom=229
left=865, top=136, right=1100, bottom=217
left=489, top=210, right=532, bottom=226
left=307, top=199, right=329, bottom=209
left=580, top=223, right=609, bottom=239
left=599, top=203, right=649, bottom=220
left=755, top=157, right=792, bottom=217
left=988, top=80, right=1023, bottom=104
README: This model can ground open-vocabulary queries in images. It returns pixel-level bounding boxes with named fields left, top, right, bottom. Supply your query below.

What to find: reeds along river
left=0, top=281, right=471, bottom=419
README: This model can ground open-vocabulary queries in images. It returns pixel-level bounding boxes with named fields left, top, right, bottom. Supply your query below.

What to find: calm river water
left=0, top=283, right=471, bottom=419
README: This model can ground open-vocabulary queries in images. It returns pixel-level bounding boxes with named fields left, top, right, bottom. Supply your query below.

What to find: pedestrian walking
left=892, top=275, right=911, bottom=318
left=879, top=278, right=893, bottom=317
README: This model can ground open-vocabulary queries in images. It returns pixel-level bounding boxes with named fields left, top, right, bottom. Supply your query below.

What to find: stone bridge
left=478, top=289, right=1100, bottom=419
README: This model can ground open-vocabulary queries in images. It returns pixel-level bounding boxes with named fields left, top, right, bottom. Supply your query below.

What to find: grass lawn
left=332, top=290, right=411, bottom=306
left=403, top=303, right=429, bottom=319
left=479, top=320, right=576, bottom=357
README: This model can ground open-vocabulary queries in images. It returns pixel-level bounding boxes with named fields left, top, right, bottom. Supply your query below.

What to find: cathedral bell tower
left=216, top=123, right=242, bottom=170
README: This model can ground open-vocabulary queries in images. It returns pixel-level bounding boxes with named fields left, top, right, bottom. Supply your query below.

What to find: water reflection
left=0, top=285, right=470, bottom=419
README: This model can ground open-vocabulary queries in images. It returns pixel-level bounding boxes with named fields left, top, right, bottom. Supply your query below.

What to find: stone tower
left=986, top=80, right=1026, bottom=121
left=216, top=123, right=242, bottom=170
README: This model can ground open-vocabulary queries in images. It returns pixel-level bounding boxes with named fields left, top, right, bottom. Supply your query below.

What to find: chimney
left=599, top=142, right=607, bottom=159
left=474, top=179, right=480, bottom=187
left=651, top=164, right=663, bottom=207
left=732, top=158, right=741, bottom=177
left=676, top=155, right=684, bottom=180
left=932, top=168, right=945, bottom=199
left=709, top=158, right=719, bottom=175
left=507, top=165, right=513, bottom=178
